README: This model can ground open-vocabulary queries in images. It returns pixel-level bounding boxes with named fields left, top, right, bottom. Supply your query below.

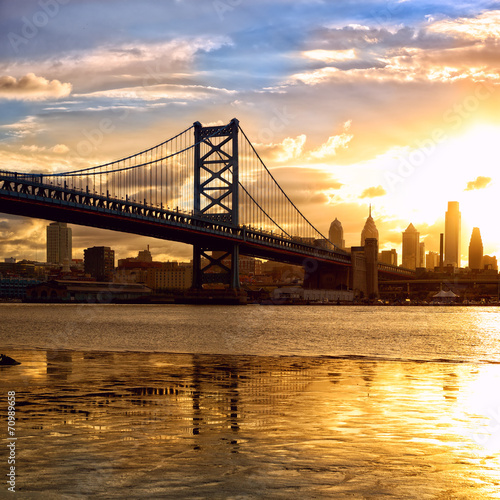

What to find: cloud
left=75, top=83, right=236, bottom=102
left=309, top=121, right=353, bottom=159
left=20, top=144, right=70, bottom=154
left=276, top=135, right=306, bottom=162
left=360, top=185, right=387, bottom=198
left=465, top=175, right=492, bottom=191
left=429, top=10, right=500, bottom=41
left=0, top=73, right=72, bottom=100
left=302, top=49, right=357, bottom=63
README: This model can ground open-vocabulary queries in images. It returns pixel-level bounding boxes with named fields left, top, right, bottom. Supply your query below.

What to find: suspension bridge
left=0, top=118, right=413, bottom=297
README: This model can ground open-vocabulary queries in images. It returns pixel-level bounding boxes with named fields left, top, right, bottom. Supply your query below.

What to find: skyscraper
left=445, top=201, right=461, bottom=267
left=468, top=227, right=483, bottom=270
left=402, top=223, right=419, bottom=269
left=46, top=222, right=72, bottom=265
left=360, top=205, right=379, bottom=246
left=329, top=218, right=345, bottom=249
left=419, top=242, right=425, bottom=268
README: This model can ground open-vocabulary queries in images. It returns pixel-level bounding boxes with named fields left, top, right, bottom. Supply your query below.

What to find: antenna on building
left=369, top=203, right=372, bottom=218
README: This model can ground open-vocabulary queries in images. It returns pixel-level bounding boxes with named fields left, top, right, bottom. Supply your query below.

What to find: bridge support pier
left=350, top=238, right=378, bottom=299
left=192, top=244, right=240, bottom=290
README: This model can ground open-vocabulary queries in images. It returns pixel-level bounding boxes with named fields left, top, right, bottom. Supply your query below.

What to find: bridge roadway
left=0, top=172, right=413, bottom=278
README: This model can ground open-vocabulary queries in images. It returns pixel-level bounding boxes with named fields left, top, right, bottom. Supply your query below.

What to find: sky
left=1, top=0, right=500, bottom=266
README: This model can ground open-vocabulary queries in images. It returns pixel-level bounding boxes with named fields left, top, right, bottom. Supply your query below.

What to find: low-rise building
left=27, top=280, right=151, bottom=302
left=146, top=262, right=193, bottom=291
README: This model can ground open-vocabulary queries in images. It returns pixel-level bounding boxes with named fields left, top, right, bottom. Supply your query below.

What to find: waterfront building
left=84, top=246, right=115, bottom=282
left=46, top=222, right=72, bottom=265
left=402, top=223, right=419, bottom=269
left=468, top=227, right=483, bottom=270
left=146, top=262, right=193, bottom=291
left=329, top=218, right=345, bottom=249
left=360, top=205, right=379, bottom=246
left=445, top=201, right=461, bottom=267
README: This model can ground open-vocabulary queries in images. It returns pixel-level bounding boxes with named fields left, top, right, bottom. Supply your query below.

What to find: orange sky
left=1, top=2, right=500, bottom=266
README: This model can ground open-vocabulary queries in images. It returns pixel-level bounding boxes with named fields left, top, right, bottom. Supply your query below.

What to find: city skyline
left=1, top=199, right=496, bottom=270
left=1, top=2, right=500, bottom=265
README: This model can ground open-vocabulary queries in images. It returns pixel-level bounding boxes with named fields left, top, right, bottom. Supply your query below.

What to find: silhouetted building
left=329, top=218, right=345, bottom=249
left=84, top=246, right=115, bottom=282
left=402, top=223, right=419, bottom=269
left=137, top=247, right=153, bottom=263
left=419, top=242, right=425, bottom=268
left=445, top=201, right=461, bottom=267
left=439, top=233, right=444, bottom=269
left=468, top=227, right=483, bottom=270
left=483, top=255, right=498, bottom=271
left=27, top=280, right=151, bottom=302
left=426, top=251, right=439, bottom=270
left=360, top=205, right=378, bottom=246
left=380, top=249, right=397, bottom=266
left=46, top=222, right=72, bottom=265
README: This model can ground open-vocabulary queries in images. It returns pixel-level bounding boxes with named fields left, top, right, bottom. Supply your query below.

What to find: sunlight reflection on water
left=2, top=350, right=500, bottom=498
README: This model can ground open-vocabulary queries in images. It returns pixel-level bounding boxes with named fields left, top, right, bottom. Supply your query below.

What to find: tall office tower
left=329, top=218, right=345, bottom=249
left=361, top=205, right=379, bottom=246
left=46, top=222, right=72, bottom=264
left=445, top=201, right=461, bottom=267
left=402, top=223, right=420, bottom=269
left=468, top=227, right=483, bottom=270
left=419, top=242, right=425, bottom=268
left=439, top=233, right=444, bottom=270
left=84, top=246, right=115, bottom=281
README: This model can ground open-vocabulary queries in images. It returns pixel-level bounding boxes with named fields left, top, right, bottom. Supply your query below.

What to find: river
left=1, top=305, right=500, bottom=498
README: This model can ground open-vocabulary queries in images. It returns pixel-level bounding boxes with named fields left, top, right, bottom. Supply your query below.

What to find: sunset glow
left=1, top=1, right=500, bottom=265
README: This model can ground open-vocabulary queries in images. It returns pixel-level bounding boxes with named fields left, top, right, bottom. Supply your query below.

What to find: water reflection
left=2, top=350, right=500, bottom=498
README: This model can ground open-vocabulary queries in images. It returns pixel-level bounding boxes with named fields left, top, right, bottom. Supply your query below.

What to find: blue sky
left=1, top=0, right=500, bottom=265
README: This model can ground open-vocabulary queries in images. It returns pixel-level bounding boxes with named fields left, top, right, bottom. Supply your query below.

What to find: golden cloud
left=360, top=185, right=387, bottom=198
left=0, top=73, right=72, bottom=100
left=429, top=10, right=500, bottom=40
left=309, top=121, right=353, bottom=159
left=465, top=175, right=492, bottom=191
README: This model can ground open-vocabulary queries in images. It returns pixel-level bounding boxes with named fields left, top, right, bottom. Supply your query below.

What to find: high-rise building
left=468, top=228, right=483, bottom=270
left=360, top=205, right=379, bottom=246
left=445, top=201, right=461, bottom=267
left=426, top=251, right=439, bottom=270
left=329, top=218, right=345, bottom=249
left=419, top=242, right=425, bottom=268
left=84, top=246, right=115, bottom=281
left=402, top=223, right=420, bottom=269
left=46, top=222, right=72, bottom=265
left=380, top=249, right=397, bottom=266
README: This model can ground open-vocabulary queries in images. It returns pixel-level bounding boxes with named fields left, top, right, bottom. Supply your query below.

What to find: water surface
left=1, top=305, right=500, bottom=498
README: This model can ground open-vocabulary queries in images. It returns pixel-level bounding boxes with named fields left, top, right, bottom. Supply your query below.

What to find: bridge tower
left=192, top=119, right=240, bottom=289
